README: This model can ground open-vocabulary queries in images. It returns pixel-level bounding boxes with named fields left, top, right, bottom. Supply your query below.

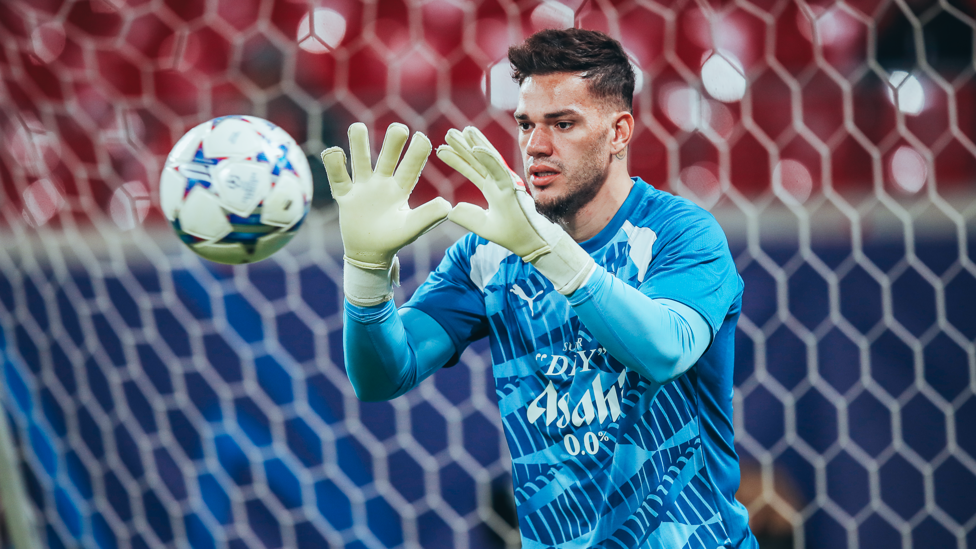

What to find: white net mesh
left=0, top=0, right=975, bottom=548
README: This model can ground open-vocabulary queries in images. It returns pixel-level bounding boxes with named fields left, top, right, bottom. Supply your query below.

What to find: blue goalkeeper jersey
left=405, top=179, right=754, bottom=549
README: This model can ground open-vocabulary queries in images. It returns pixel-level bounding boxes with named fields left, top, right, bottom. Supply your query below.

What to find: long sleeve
left=567, top=266, right=711, bottom=384
left=343, top=301, right=455, bottom=401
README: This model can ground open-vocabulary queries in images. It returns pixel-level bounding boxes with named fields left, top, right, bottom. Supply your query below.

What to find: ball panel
left=223, top=219, right=279, bottom=243
left=286, top=146, right=314, bottom=196
left=159, top=167, right=188, bottom=221
left=167, top=122, right=209, bottom=164
left=227, top=210, right=267, bottom=225
left=260, top=173, right=304, bottom=228
left=212, top=160, right=272, bottom=217
left=266, top=124, right=297, bottom=147
left=242, top=115, right=281, bottom=137
left=253, top=231, right=297, bottom=262
left=178, top=187, right=232, bottom=241
left=174, top=163, right=213, bottom=191
left=202, top=119, right=265, bottom=159
left=191, top=241, right=249, bottom=264
left=191, top=231, right=297, bottom=265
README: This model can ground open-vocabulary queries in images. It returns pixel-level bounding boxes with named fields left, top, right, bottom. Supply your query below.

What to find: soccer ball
left=159, top=115, right=313, bottom=264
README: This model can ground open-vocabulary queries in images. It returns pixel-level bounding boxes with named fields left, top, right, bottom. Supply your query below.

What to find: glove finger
left=348, top=123, right=372, bottom=181
left=447, top=202, right=491, bottom=237
left=471, top=146, right=519, bottom=192
left=445, top=128, right=487, bottom=178
left=403, top=197, right=452, bottom=241
left=394, top=132, right=432, bottom=193
left=374, top=122, right=410, bottom=178
left=436, top=146, right=486, bottom=190
left=463, top=126, right=502, bottom=157
left=320, top=147, right=352, bottom=198
left=515, top=185, right=552, bottom=234
left=466, top=128, right=525, bottom=190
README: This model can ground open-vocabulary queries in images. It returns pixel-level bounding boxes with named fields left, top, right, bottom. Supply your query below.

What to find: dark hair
left=508, top=28, right=635, bottom=112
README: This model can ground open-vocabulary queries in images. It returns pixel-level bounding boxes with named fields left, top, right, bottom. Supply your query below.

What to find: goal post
left=0, top=388, right=41, bottom=549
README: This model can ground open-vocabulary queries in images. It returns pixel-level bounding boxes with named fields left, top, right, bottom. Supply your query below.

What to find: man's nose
left=525, top=127, right=553, bottom=157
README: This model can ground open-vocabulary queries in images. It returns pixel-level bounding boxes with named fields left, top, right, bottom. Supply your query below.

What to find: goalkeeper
left=322, top=28, right=758, bottom=549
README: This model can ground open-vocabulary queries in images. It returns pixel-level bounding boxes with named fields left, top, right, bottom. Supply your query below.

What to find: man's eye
left=518, top=122, right=531, bottom=131
left=556, top=121, right=572, bottom=129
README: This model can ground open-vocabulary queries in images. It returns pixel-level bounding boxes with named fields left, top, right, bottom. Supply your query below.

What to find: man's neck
left=558, top=166, right=634, bottom=242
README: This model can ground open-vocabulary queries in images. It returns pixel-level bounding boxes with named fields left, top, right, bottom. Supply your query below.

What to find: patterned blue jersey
left=406, top=179, right=756, bottom=548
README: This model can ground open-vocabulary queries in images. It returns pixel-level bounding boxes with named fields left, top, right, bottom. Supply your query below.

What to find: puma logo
left=511, top=283, right=543, bottom=313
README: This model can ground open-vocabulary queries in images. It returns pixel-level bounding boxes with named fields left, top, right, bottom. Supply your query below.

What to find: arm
left=342, top=231, right=492, bottom=401
left=343, top=301, right=455, bottom=402
left=569, top=267, right=711, bottom=384
left=321, top=122, right=455, bottom=401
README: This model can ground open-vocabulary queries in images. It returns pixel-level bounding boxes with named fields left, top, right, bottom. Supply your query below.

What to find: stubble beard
left=530, top=151, right=611, bottom=223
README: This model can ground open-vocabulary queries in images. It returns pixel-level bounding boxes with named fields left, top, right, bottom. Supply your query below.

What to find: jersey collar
left=578, top=177, right=649, bottom=253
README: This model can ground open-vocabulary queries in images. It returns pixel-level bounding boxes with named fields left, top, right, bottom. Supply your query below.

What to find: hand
left=322, top=122, right=450, bottom=305
left=436, top=127, right=595, bottom=295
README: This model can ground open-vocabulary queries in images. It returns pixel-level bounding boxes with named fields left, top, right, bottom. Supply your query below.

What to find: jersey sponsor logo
left=527, top=369, right=627, bottom=429
left=535, top=343, right=607, bottom=377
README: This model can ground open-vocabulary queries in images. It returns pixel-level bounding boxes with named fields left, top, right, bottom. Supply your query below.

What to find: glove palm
left=436, top=127, right=595, bottom=295
left=322, top=123, right=450, bottom=305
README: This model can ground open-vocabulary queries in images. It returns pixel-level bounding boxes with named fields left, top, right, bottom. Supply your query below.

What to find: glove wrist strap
left=343, top=256, right=400, bottom=307
left=530, top=237, right=596, bottom=296
left=343, top=256, right=390, bottom=271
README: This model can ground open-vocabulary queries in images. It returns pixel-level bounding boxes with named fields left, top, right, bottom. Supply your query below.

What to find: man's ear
left=610, top=111, right=635, bottom=156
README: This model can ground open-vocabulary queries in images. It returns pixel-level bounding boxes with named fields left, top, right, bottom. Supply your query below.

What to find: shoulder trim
left=622, top=221, right=658, bottom=283
left=469, top=242, right=514, bottom=291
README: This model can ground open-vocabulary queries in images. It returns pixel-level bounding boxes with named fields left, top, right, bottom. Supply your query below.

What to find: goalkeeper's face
left=515, top=72, right=618, bottom=221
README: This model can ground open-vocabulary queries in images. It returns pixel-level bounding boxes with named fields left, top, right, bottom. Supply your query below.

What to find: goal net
left=0, top=0, right=974, bottom=548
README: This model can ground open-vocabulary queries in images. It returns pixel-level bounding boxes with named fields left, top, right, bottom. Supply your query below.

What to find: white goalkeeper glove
left=321, top=122, right=451, bottom=307
left=436, top=127, right=596, bottom=296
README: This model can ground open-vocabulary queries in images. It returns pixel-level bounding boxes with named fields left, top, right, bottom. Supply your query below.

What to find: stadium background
left=1, top=0, right=975, bottom=548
